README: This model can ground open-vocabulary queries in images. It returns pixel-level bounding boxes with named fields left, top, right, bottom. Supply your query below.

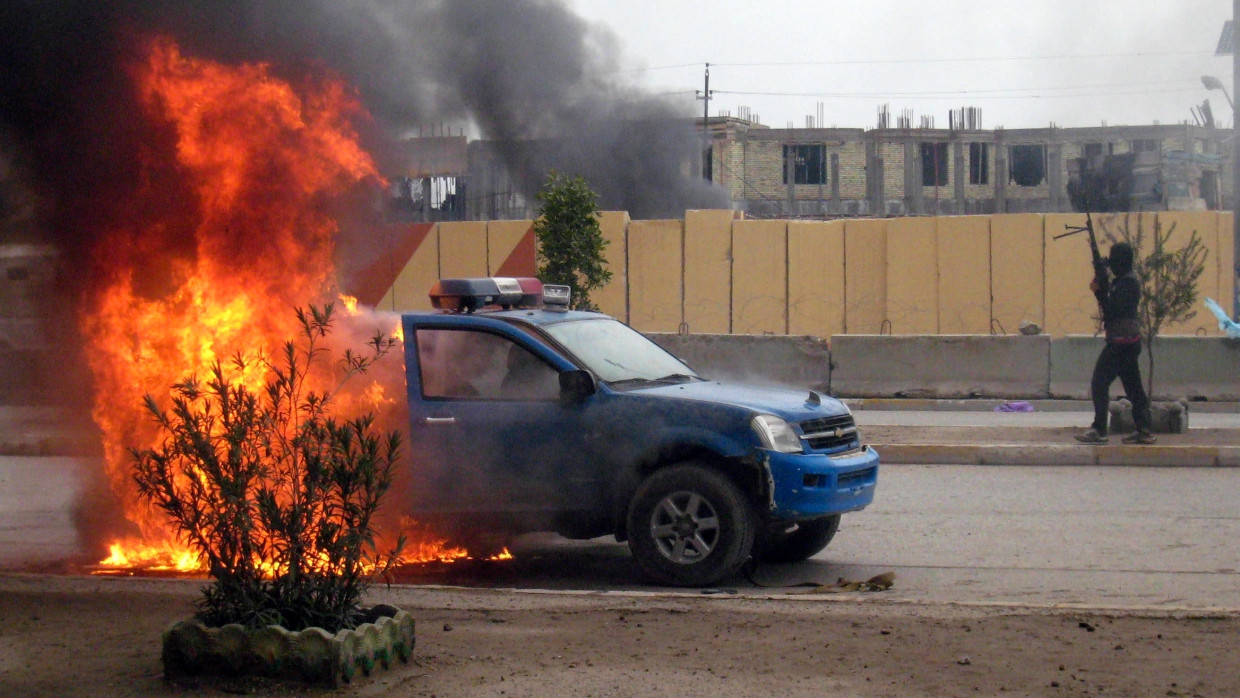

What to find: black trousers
left=1090, top=341, right=1151, bottom=434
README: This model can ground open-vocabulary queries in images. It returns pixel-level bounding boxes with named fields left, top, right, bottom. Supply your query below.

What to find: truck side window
left=416, top=328, right=557, bottom=401
left=500, top=344, right=560, bottom=401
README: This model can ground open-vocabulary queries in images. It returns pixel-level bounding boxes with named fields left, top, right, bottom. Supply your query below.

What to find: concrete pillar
left=905, top=142, right=923, bottom=215
left=421, top=178, right=432, bottom=222
left=785, top=144, right=796, bottom=215
left=994, top=133, right=1008, bottom=213
left=953, top=139, right=966, bottom=214
left=1047, top=143, right=1064, bottom=211
left=867, top=139, right=885, bottom=216
left=830, top=152, right=840, bottom=204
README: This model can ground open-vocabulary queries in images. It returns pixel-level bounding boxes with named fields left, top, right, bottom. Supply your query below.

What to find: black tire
left=626, top=463, right=755, bottom=587
left=759, top=515, right=840, bottom=564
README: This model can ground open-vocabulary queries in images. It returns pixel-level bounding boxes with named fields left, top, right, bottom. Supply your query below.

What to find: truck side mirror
left=559, top=369, right=597, bottom=406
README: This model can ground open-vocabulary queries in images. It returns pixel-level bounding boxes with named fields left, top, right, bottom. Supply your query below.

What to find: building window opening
left=1082, top=142, right=1114, bottom=160
left=782, top=144, right=826, bottom=185
left=920, top=142, right=948, bottom=186
left=703, top=146, right=713, bottom=182
left=1131, top=139, right=1159, bottom=153
left=1009, top=144, right=1046, bottom=187
left=968, top=142, right=989, bottom=185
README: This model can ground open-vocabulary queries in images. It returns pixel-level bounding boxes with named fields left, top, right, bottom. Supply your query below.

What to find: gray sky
left=569, top=0, right=1235, bottom=130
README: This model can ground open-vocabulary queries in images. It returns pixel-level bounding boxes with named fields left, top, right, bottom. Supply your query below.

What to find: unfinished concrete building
left=386, top=115, right=1229, bottom=221
left=705, top=115, right=1228, bottom=218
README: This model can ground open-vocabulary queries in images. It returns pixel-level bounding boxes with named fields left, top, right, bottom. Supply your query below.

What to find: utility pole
left=696, top=63, right=713, bottom=180
left=696, top=63, right=712, bottom=126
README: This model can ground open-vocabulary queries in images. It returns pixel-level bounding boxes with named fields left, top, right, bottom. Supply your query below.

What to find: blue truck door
left=403, top=320, right=600, bottom=515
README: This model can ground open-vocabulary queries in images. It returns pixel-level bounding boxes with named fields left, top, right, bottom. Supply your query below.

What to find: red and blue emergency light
left=428, top=277, right=545, bottom=312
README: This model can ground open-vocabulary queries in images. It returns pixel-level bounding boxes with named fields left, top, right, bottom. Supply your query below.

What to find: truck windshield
left=543, top=318, right=699, bottom=385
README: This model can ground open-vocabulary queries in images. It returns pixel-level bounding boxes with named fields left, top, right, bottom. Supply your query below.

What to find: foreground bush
left=132, top=305, right=403, bottom=632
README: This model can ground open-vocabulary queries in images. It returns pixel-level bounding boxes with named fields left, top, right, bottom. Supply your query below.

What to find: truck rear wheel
left=759, top=515, right=840, bottom=564
left=626, top=463, right=755, bottom=587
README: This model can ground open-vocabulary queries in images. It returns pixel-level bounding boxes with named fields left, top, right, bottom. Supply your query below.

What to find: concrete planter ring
left=1109, top=398, right=1189, bottom=434
left=161, top=606, right=415, bottom=687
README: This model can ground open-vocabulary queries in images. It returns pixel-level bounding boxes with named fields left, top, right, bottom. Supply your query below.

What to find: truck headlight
left=751, top=414, right=803, bottom=453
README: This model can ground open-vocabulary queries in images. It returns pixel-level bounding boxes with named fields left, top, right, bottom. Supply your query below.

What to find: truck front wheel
left=759, top=515, right=840, bottom=564
left=626, top=463, right=755, bottom=587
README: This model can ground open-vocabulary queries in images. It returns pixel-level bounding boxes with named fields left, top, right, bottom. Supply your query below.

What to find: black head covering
left=1108, top=242, right=1134, bottom=276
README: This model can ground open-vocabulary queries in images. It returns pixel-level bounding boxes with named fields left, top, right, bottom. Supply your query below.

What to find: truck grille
left=798, top=414, right=858, bottom=451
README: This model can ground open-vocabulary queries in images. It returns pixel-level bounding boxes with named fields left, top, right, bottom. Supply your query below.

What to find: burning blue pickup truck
left=401, top=277, right=878, bottom=586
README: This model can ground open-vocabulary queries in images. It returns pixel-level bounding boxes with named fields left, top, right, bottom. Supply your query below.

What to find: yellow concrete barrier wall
left=379, top=224, right=439, bottom=312
left=627, top=219, right=683, bottom=332
left=1147, top=211, right=1222, bottom=335
left=684, top=209, right=735, bottom=334
left=732, top=219, right=788, bottom=334
left=885, top=217, right=938, bottom=334
left=376, top=210, right=1232, bottom=338
left=990, top=214, right=1045, bottom=334
left=936, top=216, right=991, bottom=334
left=438, top=221, right=488, bottom=278
left=486, top=220, right=534, bottom=277
left=594, top=211, right=630, bottom=320
left=1043, top=213, right=1098, bottom=335
left=788, top=220, right=845, bottom=337
left=843, top=218, right=887, bottom=334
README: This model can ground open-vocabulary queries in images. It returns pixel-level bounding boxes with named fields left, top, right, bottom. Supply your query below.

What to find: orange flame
left=85, top=37, right=474, bottom=575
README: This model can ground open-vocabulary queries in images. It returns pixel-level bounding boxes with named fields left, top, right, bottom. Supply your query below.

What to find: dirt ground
left=0, top=573, right=1236, bottom=698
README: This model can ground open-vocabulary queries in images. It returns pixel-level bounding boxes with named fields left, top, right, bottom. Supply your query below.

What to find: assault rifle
left=1053, top=213, right=1108, bottom=301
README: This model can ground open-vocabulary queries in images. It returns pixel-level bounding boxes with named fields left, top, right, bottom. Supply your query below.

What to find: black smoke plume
left=0, top=0, right=724, bottom=268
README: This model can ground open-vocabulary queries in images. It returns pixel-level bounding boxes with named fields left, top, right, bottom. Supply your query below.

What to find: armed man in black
left=1076, top=242, right=1156, bottom=445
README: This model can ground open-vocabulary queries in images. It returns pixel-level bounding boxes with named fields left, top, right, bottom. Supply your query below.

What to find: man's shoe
left=1075, top=429, right=1108, bottom=444
left=1122, top=431, right=1157, bottom=445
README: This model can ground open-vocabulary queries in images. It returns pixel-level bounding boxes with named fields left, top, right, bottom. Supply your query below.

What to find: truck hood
left=632, top=380, right=850, bottom=422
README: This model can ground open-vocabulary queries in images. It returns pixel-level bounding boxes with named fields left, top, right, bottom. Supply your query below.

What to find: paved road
left=3, top=457, right=1238, bottom=611
left=496, top=464, right=1240, bottom=610
left=852, top=410, right=1240, bottom=429
left=0, top=457, right=95, bottom=567
left=793, top=464, right=1240, bottom=610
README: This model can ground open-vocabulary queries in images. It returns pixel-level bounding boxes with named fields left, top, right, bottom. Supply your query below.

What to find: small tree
left=131, top=304, right=404, bottom=632
left=1099, top=214, right=1208, bottom=397
left=534, top=171, right=612, bottom=311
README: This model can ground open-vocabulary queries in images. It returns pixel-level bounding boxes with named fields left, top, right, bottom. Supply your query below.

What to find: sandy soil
left=0, top=573, right=1236, bottom=698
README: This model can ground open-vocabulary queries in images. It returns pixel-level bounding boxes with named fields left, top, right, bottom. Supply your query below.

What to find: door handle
left=425, top=416, right=457, bottom=425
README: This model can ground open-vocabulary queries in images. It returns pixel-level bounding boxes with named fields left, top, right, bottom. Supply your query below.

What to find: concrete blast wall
left=653, top=333, right=1240, bottom=401
left=379, top=211, right=1234, bottom=340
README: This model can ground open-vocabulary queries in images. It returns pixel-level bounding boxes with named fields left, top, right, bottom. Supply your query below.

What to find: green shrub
left=534, top=171, right=612, bottom=311
left=132, top=304, right=403, bottom=632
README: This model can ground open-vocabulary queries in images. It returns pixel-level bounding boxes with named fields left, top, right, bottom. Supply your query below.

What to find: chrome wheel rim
left=649, top=490, right=720, bottom=564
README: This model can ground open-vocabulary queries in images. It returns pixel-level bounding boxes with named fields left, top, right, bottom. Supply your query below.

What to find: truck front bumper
left=763, top=445, right=879, bottom=520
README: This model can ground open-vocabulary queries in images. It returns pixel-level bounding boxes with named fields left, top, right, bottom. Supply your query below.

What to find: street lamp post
left=1203, top=52, right=1240, bottom=319
left=1202, top=75, right=1235, bottom=111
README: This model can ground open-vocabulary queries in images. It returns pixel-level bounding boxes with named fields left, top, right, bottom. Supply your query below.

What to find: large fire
left=82, top=37, right=481, bottom=574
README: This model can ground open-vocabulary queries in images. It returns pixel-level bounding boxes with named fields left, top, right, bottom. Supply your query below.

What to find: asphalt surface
left=1, top=401, right=1238, bottom=466
left=2, top=403, right=1238, bottom=609
left=846, top=400, right=1240, bottom=467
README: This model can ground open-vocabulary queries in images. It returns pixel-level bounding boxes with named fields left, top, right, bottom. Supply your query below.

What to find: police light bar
left=428, top=277, right=544, bottom=312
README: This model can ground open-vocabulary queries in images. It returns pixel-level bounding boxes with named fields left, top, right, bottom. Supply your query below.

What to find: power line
left=599, top=50, right=1216, bottom=75
left=712, top=49, right=1215, bottom=67
left=717, top=78, right=1190, bottom=96
left=714, top=83, right=1205, bottom=101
